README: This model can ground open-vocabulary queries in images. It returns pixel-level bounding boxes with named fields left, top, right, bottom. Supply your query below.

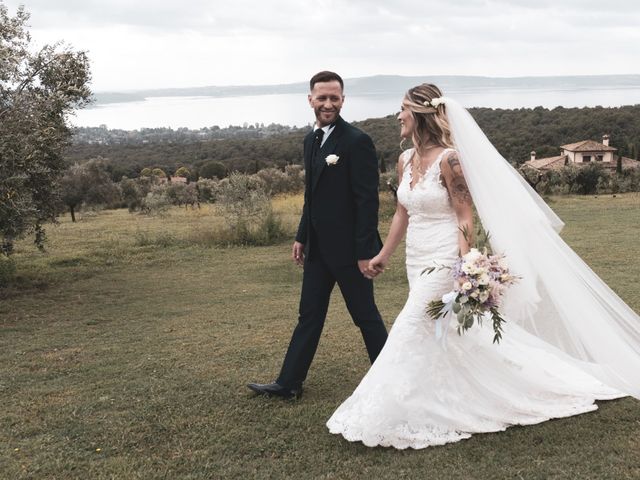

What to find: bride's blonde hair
left=402, top=84, right=454, bottom=152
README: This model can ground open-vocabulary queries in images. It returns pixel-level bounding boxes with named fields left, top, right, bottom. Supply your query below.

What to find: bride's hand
left=369, top=254, right=388, bottom=275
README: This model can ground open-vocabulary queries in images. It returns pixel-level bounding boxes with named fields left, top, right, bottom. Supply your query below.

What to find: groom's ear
left=308, top=94, right=313, bottom=107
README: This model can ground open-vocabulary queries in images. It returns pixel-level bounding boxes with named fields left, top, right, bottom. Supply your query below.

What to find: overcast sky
left=4, top=0, right=640, bottom=91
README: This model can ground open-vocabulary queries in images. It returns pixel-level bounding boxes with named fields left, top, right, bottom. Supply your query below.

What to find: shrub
left=574, top=163, right=607, bottom=195
left=196, top=178, right=221, bottom=203
left=283, top=164, right=305, bottom=194
left=215, top=172, right=287, bottom=245
left=136, top=176, right=154, bottom=197
left=532, top=170, right=557, bottom=195
left=253, top=210, right=287, bottom=245
left=165, top=182, right=198, bottom=208
left=559, top=165, right=580, bottom=193
left=254, top=168, right=293, bottom=195
left=174, top=166, right=191, bottom=179
left=141, top=185, right=171, bottom=215
left=217, top=173, right=269, bottom=229
left=151, top=168, right=167, bottom=178
left=379, top=171, right=398, bottom=197
left=199, top=160, right=228, bottom=180
left=618, top=168, right=640, bottom=193
left=120, top=177, right=143, bottom=212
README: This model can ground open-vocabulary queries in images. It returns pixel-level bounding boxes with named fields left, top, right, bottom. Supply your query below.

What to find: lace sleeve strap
left=402, top=148, right=414, bottom=170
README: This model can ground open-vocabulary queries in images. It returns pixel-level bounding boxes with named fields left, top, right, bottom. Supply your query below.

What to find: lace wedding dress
left=326, top=148, right=622, bottom=449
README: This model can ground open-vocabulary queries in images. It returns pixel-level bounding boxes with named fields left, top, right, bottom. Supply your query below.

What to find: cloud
left=4, top=0, right=639, bottom=90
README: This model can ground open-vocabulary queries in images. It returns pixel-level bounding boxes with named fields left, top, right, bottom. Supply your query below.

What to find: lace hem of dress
left=327, top=400, right=601, bottom=450
left=327, top=419, right=472, bottom=449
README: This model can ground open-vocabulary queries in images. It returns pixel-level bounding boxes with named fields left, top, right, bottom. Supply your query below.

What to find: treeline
left=67, top=131, right=307, bottom=181
left=470, top=105, right=640, bottom=162
left=71, top=123, right=305, bottom=146
left=66, top=105, right=640, bottom=180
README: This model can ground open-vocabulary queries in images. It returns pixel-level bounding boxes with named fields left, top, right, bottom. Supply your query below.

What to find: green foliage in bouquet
left=423, top=226, right=517, bottom=344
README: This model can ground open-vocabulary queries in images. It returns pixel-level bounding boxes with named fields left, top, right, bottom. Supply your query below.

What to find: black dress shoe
left=247, top=382, right=303, bottom=399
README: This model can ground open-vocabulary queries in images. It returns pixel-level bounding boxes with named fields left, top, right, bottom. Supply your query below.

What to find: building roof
left=158, top=176, right=188, bottom=184
left=525, top=155, right=567, bottom=171
left=560, top=140, right=617, bottom=152
left=524, top=155, right=639, bottom=171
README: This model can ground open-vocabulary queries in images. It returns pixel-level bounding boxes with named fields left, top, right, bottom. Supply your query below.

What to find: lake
left=73, top=86, right=640, bottom=130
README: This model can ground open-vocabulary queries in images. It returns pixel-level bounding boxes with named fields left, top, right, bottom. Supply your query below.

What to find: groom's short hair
left=310, top=71, right=344, bottom=91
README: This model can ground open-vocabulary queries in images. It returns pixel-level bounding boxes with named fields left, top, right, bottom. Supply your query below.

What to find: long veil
left=441, top=97, right=640, bottom=398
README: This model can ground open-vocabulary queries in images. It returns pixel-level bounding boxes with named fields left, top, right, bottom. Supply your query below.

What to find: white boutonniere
left=325, top=154, right=340, bottom=166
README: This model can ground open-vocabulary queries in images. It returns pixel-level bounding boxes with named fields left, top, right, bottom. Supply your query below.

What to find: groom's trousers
left=276, top=254, right=388, bottom=390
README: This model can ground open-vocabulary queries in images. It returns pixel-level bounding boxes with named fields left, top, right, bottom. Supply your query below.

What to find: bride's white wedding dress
left=326, top=148, right=622, bottom=449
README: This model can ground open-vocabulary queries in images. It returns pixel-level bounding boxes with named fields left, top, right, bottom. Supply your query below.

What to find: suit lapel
left=303, top=131, right=315, bottom=190
left=311, top=117, right=346, bottom=192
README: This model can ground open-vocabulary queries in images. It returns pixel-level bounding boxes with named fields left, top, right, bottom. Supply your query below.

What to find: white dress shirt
left=313, top=123, right=336, bottom=148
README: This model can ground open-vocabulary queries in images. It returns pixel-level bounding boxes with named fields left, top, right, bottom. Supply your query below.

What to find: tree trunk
left=70, top=205, right=76, bottom=222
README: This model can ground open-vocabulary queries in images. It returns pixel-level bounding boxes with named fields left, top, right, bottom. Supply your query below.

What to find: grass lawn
left=1, top=193, right=639, bottom=479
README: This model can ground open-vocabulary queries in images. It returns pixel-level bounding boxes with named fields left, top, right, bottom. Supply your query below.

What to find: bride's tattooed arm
left=445, top=152, right=472, bottom=207
left=441, top=150, right=474, bottom=254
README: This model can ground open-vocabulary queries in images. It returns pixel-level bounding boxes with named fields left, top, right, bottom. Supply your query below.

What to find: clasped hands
left=292, top=241, right=387, bottom=280
left=360, top=254, right=387, bottom=280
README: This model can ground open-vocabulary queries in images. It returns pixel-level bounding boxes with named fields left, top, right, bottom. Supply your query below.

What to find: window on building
left=596, top=155, right=604, bottom=161
left=582, top=155, right=591, bottom=162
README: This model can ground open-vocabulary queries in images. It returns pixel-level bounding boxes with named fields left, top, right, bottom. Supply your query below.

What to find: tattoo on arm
left=446, top=153, right=472, bottom=206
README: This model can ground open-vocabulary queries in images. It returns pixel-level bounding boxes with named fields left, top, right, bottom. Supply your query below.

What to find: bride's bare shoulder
left=440, top=149, right=461, bottom=175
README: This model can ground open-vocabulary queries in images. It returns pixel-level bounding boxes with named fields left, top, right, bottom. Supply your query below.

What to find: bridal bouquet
left=424, top=245, right=519, bottom=344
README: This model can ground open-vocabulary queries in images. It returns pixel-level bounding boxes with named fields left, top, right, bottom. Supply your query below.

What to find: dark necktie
left=312, top=128, right=324, bottom=162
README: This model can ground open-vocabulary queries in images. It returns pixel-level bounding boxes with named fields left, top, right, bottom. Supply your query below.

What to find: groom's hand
left=292, top=241, right=305, bottom=267
left=358, top=259, right=378, bottom=279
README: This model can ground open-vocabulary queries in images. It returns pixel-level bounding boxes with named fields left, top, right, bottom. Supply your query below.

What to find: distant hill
left=92, top=74, right=640, bottom=105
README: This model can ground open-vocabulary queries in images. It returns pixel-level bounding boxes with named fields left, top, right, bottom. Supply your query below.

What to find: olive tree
left=59, top=159, right=120, bottom=222
left=0, top=4, right=91, bottom=254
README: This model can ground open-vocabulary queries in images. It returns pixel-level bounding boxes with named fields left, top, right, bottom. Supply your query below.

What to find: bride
left=326, top=83, right=640, bottom=449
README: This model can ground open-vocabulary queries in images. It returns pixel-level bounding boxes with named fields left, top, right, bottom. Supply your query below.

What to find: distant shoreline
left=91, top=74, right=640, bottom=106
left=78, top=79, right=640, bottom=130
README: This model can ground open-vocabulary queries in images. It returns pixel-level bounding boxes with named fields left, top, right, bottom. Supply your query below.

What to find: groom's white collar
left=313, top=123, right=335, bottom=147
left=313, top=123, right=335, bottom=134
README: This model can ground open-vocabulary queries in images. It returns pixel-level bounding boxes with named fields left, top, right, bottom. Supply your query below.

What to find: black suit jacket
left=295, top=116, right=382, bottom=266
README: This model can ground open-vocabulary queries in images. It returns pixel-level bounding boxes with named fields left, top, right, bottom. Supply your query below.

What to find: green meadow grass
left=1, top=193, right=639, bottom=479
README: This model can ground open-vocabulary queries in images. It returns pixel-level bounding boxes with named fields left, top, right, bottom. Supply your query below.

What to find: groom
left=247, top=71, right=388, bottom=399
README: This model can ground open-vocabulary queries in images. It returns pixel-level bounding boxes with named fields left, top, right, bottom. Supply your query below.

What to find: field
left=1, top=193, right=639, bottom=479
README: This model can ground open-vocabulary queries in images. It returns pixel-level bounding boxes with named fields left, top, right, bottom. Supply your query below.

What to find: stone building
left=524, top=135, right=638, bottom=171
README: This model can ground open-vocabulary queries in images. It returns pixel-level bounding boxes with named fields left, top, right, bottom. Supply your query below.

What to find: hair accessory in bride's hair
left=423, top=97, right=444, bottom=108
